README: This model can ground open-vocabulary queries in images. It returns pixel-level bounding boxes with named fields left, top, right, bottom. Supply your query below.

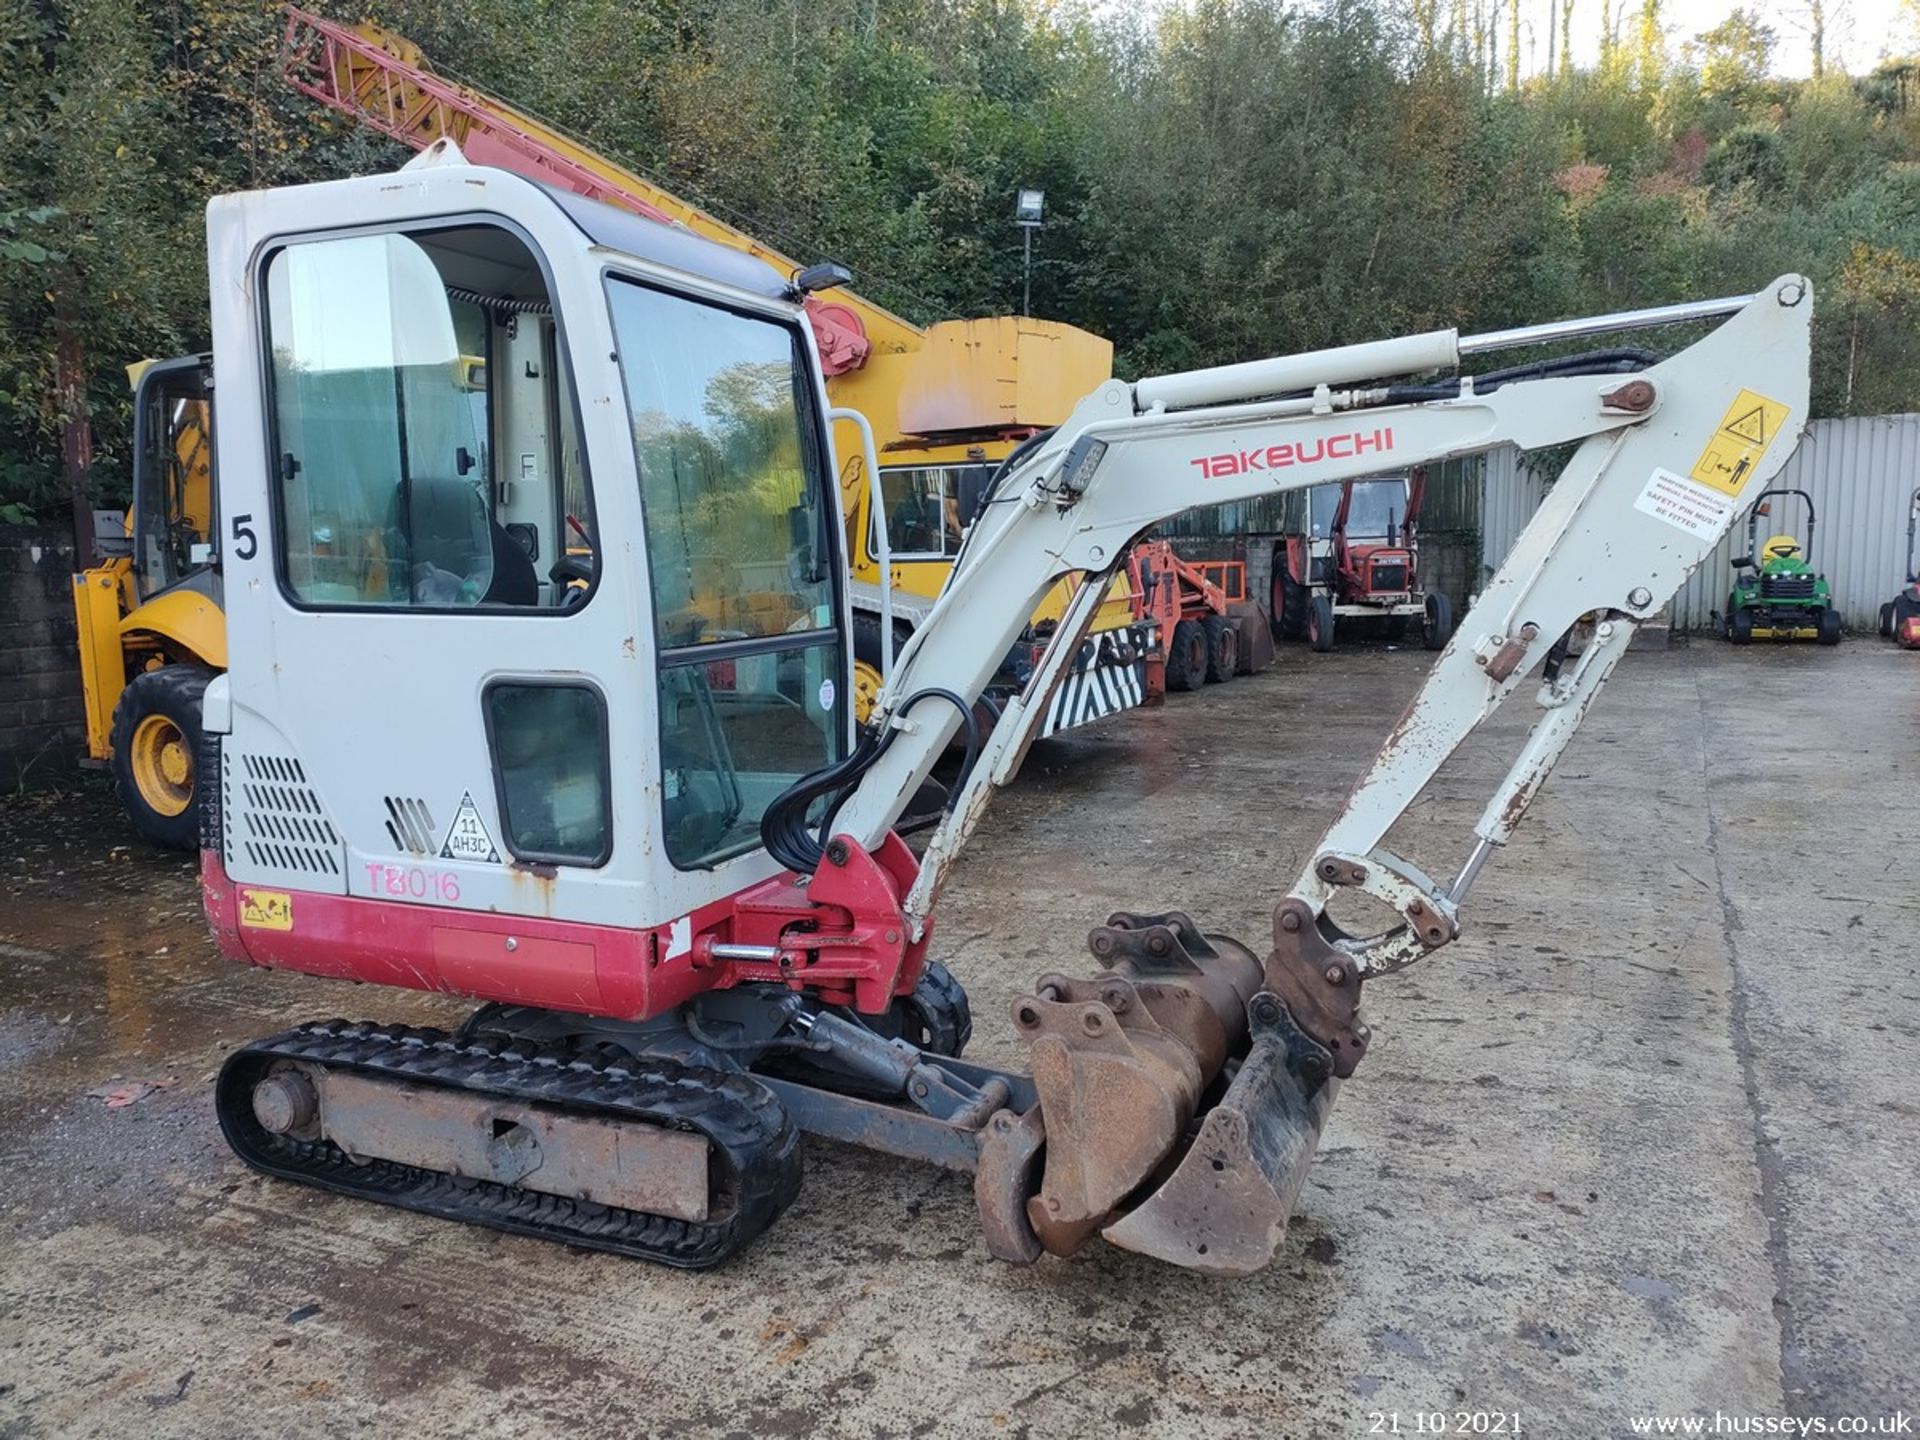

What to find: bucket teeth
left=1100, top=1017, right=1337, bottom=1275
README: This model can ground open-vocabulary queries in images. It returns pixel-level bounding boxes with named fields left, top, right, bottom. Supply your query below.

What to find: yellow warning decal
left=239, top=888, right=293, bottom=931
left=1689, top=389, right=1791, bottom=497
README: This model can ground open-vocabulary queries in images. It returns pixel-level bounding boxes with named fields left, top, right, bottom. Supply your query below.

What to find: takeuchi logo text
left=1188, top=426, right=1394, bottom=479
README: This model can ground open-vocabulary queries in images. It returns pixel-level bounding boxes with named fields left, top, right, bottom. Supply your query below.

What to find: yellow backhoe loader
left=71, top=358, right=224, bottom=847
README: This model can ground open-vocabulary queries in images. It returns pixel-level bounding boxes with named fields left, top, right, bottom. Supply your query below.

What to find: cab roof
left=538, top=183, right=793, bottom=302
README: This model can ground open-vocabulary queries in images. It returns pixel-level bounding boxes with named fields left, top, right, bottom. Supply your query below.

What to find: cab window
left=607, top=277, right=844, bottom=870
left=875, top=463, right=992, bottom=559
left=1310, top=478, right=1408, bottom=540
left=263, top=224, right=593, bottom=610
left=132, top=364, right=214, bottom=598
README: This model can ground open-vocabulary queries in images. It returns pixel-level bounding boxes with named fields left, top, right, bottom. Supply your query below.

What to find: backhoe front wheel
left=1422, top=592, right=1453, bottom=651
left=110, top=665, right=212, bottom=850
left=1201, top=614, right=1238, bottom=683
left=1270, top=555, right=1309, bottom=641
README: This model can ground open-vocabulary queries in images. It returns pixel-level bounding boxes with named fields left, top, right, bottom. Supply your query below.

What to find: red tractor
left=1878, top=487, right=1920, bottom=649
left=1271, top=469, right=1452, bottom=653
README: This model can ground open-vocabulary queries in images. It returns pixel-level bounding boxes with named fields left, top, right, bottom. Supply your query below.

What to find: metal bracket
left=1303, top=848, right=1460, bottom=978
left=1267, top=899, right=1372, bottom=1077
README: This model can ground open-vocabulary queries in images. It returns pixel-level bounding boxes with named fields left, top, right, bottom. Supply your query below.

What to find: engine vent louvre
left=383, top=796, right=438, bottom=855
left=227, top=751, right=341, bottom=878
left=1369, top=562, right=1409, bottom=593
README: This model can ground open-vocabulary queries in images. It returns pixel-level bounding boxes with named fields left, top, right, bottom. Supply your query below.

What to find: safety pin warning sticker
left=1636, top=466, right=1734, bottom=543
left=1690, top=388, right=1790, bottom=496
left=440, top=791, right=501, bottom=863
left=239, top=888, right=293, bottom=931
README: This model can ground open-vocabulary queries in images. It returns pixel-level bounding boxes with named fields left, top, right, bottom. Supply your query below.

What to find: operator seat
left=389, top=473, right=537, bottom=606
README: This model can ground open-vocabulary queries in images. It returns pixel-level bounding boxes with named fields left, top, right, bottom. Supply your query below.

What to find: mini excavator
left=198, top=148, right=1811, bottom=1274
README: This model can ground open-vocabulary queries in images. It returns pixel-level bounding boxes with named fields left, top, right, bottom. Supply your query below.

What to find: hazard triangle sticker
left=1722, top=407, right=1769, bottom=445
left=440, top=790, right=501, bottom=863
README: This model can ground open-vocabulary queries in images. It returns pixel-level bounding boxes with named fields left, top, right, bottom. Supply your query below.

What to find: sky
left=1096, top=0, right=1915, bottom=79
left=1553, top=0, right=1908, bottom=79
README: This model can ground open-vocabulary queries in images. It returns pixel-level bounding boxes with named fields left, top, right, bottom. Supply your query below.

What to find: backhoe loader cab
left=129, top=357, right=217, bottom=599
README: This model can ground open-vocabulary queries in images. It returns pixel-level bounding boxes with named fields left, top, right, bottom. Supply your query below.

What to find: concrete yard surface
left=1, top=642, right=1914, bottom=1438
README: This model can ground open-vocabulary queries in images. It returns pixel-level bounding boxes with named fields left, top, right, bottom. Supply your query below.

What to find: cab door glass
left=607, top=277, right=844, bottom=870
left=612, top=282, right=833, bottom=645
left=133, top=369, right=214, bottom=597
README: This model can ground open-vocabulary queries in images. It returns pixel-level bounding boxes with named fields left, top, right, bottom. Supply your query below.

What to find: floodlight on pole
left=1014, top=187, right=1045, bottom=316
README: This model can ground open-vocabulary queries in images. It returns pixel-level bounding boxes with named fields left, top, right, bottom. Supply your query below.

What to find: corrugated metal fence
left=1481, top=414, right=1920, bottom=632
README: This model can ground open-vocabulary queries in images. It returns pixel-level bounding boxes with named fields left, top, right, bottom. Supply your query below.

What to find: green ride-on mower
left=1724, top=489, right=1842, bottom=646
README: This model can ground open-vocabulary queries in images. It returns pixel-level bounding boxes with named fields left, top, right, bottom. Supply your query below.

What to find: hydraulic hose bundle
left=761, top=688, right=980, bottom=874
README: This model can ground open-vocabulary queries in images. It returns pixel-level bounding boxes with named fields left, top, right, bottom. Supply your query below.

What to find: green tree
left=1693, top=8, right=1776, bottom=99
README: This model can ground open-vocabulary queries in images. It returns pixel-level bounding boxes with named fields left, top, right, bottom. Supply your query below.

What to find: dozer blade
left=1102, top=1006, right=1338, bottom=1275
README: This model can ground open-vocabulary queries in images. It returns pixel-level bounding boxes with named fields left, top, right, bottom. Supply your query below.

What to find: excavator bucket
left=1101, top=1012, right=1338, bottom=1274
left=1002, top=907, right=1352, bottom=1273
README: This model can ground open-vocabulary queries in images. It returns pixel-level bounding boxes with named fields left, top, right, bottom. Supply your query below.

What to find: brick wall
left=0, top=526, right=86, bottom=787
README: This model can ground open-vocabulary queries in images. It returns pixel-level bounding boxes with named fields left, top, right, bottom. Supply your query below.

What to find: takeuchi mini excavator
left=197, top=147, right=1812, bottom=1275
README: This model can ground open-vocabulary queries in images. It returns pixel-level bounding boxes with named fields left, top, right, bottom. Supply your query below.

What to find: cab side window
left=263, top=224, right=594, bottom=610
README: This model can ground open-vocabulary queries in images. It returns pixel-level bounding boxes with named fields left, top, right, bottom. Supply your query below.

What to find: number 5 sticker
left=230, top=513, right=257, bottom=561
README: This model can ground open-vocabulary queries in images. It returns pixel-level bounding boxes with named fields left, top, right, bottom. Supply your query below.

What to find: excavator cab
left=204, top=148, right=851, bottom=972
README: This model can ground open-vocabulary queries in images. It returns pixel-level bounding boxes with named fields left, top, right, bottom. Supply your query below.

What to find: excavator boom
left=791, top=277, right=1812, bottom=1268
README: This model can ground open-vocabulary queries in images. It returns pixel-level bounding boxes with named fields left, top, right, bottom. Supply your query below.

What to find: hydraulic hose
left=761, top=687, right=981, bottom=875
left=1380, top=346, right=1658, bottom=403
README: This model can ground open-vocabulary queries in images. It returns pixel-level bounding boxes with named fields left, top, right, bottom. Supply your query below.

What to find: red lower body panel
left=202, top=831, right=930, bottom=1022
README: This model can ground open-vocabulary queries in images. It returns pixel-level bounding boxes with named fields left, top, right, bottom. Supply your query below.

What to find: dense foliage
left=6, top=0, right=1920, bottom=524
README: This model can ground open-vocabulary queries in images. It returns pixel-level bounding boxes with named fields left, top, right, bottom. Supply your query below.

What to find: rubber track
left=217, top=1020, right=801, bottom=1269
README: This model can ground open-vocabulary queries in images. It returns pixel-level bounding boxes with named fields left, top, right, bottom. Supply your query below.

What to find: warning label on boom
left=1689, top=389, right=1790, bottom=497
left=1636, top=466, right=1734, bottom=543
left=440, top=791, right=501, bottom=863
